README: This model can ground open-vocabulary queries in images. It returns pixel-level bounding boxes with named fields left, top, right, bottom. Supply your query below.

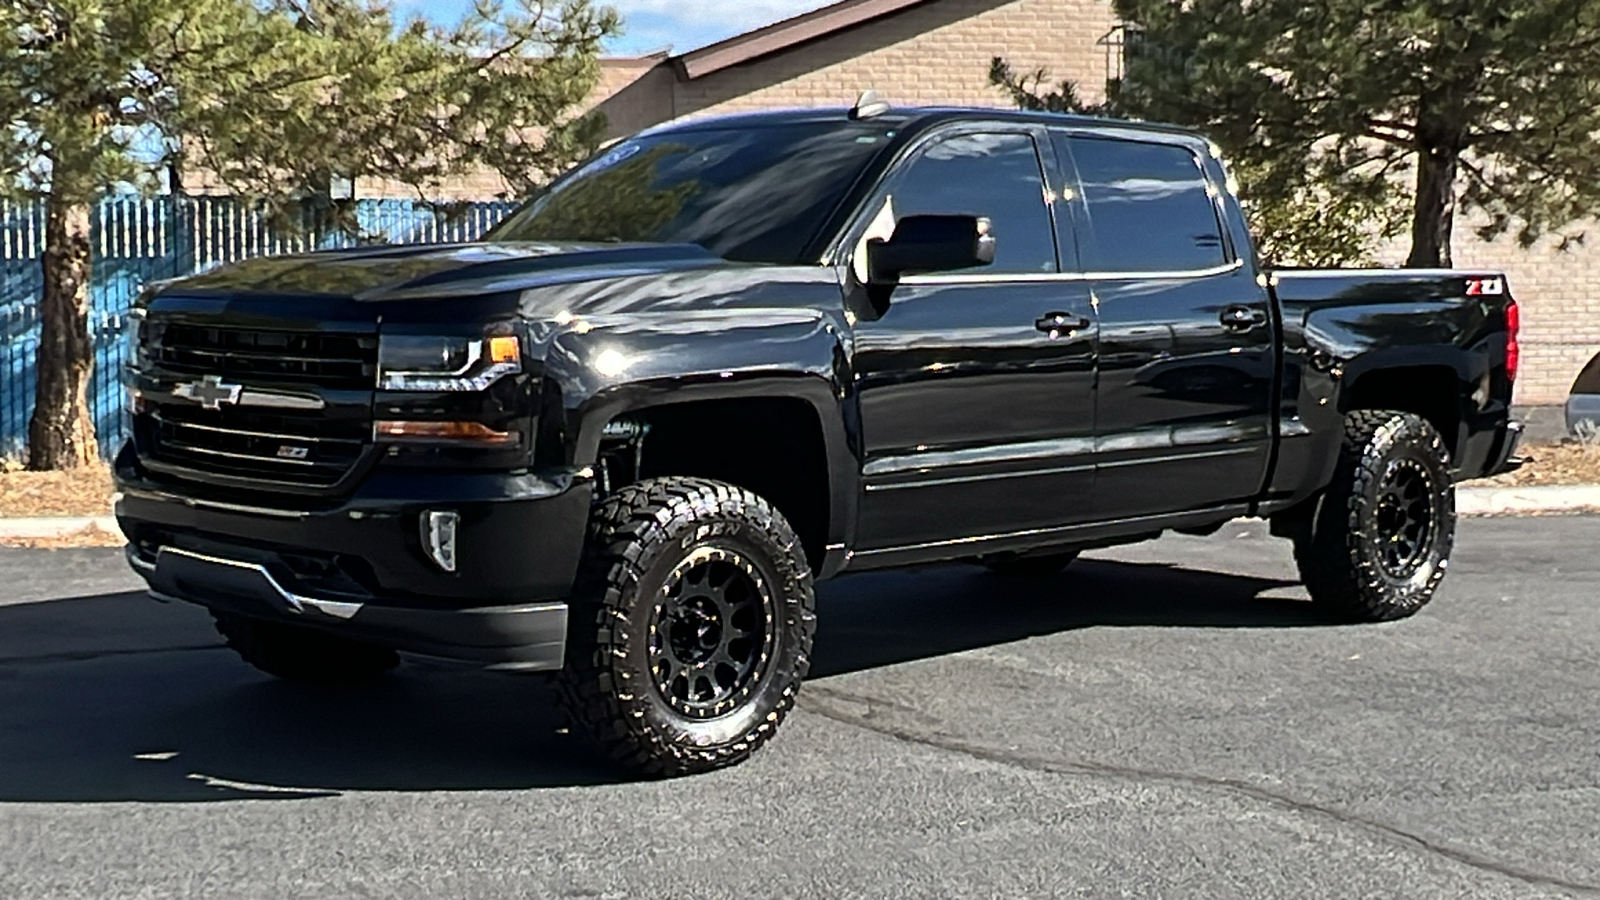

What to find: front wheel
left=1292, top=410, right=1455, bottom=622
left=557, top=477, right=816, bottom=777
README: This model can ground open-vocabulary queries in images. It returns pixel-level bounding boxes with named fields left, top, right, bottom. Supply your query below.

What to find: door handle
left=1036, top=312, right=1090, bottom=335
left=1219, top=305, right=1267, bottom=330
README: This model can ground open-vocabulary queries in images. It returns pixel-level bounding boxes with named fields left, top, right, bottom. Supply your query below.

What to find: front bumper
left=128, top=544, right=567, bottom=669
left=114, top=444, right=592, bottom=670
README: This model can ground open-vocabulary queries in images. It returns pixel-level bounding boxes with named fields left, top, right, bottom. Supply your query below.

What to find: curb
left=1456, top=484, right=1600, bottom=516
left=0, top=516, right=120, bottom=540
left=0, top=486, right=1594, bottom=542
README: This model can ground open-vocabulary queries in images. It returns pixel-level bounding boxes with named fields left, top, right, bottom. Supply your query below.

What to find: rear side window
left=883, top=132, right=1057, bottom=275
left=1064, top=136, right=1227, bottom=274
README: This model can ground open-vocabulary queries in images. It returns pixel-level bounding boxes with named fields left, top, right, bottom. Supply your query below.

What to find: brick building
left=492, top=0, right=1600, bottom=406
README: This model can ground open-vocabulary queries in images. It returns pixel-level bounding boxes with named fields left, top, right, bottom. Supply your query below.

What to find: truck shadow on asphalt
left=0, top=559, right=1320, bottom=803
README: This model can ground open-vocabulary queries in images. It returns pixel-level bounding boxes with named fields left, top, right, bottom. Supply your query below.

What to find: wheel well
left=1341, top=366, right=1461, bottom=458
left=600, top=398, right=831, bottom=570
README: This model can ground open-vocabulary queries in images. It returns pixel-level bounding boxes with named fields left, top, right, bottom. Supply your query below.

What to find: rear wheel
left=211, top=611, right=399, bottom=683
left=1292, top=410, right=1455, bottom=622
left=557, top=477, right=816, bottom=777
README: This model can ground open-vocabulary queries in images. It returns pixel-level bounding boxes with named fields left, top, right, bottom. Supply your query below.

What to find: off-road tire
left=211, top=611, right=399, bottom=683
left=557, top=477, right=816, bottom=778
left=982, top=550, right=1081, bottom=577
left=1293, top=410, right=1455, bottom=622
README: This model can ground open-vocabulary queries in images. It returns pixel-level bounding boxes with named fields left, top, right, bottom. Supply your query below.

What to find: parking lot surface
left=1, top=516, right=1597, bottom=898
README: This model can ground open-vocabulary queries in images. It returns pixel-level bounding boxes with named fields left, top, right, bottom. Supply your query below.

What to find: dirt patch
left=0, top=523, right=124, bottom=549
left=1473, top=440, right=1600, bottom=487
left=0, top=462, right=116, bottom=518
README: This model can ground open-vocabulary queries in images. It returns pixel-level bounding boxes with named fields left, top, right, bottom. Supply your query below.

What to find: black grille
left=139, top=320, right=376, bottom=490
left=153, top=324, right=378, bottom=390
left=148, top=405, right=367, bottom=487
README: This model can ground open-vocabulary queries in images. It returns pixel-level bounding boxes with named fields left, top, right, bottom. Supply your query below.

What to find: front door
left=850, top=128, right=1099, bottom=551
left=1054, top=133, right=1275, bottom=519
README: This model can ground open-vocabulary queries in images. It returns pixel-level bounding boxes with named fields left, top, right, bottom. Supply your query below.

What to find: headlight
left=378, top=334, right=521, bottom=391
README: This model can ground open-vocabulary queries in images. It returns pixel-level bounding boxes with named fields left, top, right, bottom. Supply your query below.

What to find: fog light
left=422, top=510, right=459, bottom=573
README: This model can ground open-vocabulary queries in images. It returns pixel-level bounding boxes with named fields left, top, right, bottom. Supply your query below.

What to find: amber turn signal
left=374, top=420, right=519, bottom=446
left=487, top=335, right=520, bottom=364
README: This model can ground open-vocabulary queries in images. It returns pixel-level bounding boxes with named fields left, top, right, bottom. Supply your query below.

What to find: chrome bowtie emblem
left=173, top=375, right=243, bottom=411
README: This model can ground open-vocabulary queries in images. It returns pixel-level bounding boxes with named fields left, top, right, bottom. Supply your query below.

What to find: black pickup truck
left=115, top=106, right=1523, bottom=776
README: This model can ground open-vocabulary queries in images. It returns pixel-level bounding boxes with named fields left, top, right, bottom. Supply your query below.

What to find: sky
left=392, top=1, right=838, bottom=56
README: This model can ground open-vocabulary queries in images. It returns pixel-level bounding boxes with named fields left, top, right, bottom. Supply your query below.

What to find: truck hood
left=159, top=241, right=727, bottom=301
left=144, top=240, right=842, bottom=336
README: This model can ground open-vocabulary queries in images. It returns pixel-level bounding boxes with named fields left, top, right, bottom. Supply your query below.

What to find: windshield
left=484, top=122, right=896, bottom=264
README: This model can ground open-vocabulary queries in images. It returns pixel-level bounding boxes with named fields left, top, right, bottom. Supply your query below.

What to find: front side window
left=1065, top=136, right=1228, bottom=274
left=875, top=132, right=1058, bottom=275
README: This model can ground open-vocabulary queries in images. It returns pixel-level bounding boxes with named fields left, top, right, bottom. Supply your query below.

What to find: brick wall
left=673, top=0, right=1118, bottom=116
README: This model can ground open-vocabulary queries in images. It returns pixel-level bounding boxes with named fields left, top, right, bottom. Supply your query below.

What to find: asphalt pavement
left=1, top=516, right=1598, bottom=899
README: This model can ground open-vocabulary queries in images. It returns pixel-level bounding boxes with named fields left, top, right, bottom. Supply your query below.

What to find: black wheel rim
left=1373, top=459, right=1435, bottom=577
left=648, top=547, right=776, bottom=719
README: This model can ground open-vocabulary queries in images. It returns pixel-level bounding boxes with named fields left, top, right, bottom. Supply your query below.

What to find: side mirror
left=866, top=215, right=996, bottom=285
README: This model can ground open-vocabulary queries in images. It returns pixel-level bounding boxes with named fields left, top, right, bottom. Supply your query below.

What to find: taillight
left=1505, top=299, right=1520, bottom=382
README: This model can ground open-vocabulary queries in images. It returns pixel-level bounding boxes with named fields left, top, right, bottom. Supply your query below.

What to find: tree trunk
left=26, top=198, right=98, bottom=471
left=1405, top=144, right=1458, bottom=268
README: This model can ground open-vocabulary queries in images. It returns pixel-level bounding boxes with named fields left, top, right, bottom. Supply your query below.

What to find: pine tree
left=993, top=0, right=1600, bottom=269
left=1, top=0, right=619, bottom=469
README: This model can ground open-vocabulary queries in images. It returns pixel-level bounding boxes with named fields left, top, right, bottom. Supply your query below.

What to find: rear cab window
left=1055, top=134, right=1229, bottom=274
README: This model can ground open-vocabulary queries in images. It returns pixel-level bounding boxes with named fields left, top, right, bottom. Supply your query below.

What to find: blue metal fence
left=0, top=196, right=514, bottom=460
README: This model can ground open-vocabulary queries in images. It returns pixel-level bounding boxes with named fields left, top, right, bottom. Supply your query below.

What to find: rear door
left=1052, top=131, right=1275, bottom=518
left=850, top=126, right=1099, bottom=551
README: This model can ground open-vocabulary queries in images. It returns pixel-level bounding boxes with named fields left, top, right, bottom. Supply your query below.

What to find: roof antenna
left=849, top=90, right=891, bottom=120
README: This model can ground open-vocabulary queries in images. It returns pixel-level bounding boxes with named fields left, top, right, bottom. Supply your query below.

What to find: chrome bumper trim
left=117, top=486, right=309, bottom=519
left=141, top=545, right=363, bottom=619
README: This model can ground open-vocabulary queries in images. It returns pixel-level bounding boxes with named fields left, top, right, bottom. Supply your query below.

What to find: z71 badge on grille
left=172, top=375, right=242, bottom=410
left=276, top=445, right=311, bottom=460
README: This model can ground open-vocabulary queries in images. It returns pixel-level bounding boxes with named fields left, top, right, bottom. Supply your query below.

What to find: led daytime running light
left=379, top=335, right=522, bottom=391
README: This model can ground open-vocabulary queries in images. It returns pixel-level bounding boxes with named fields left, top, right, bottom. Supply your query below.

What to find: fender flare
left=569, top=372, right=860, bottom=558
